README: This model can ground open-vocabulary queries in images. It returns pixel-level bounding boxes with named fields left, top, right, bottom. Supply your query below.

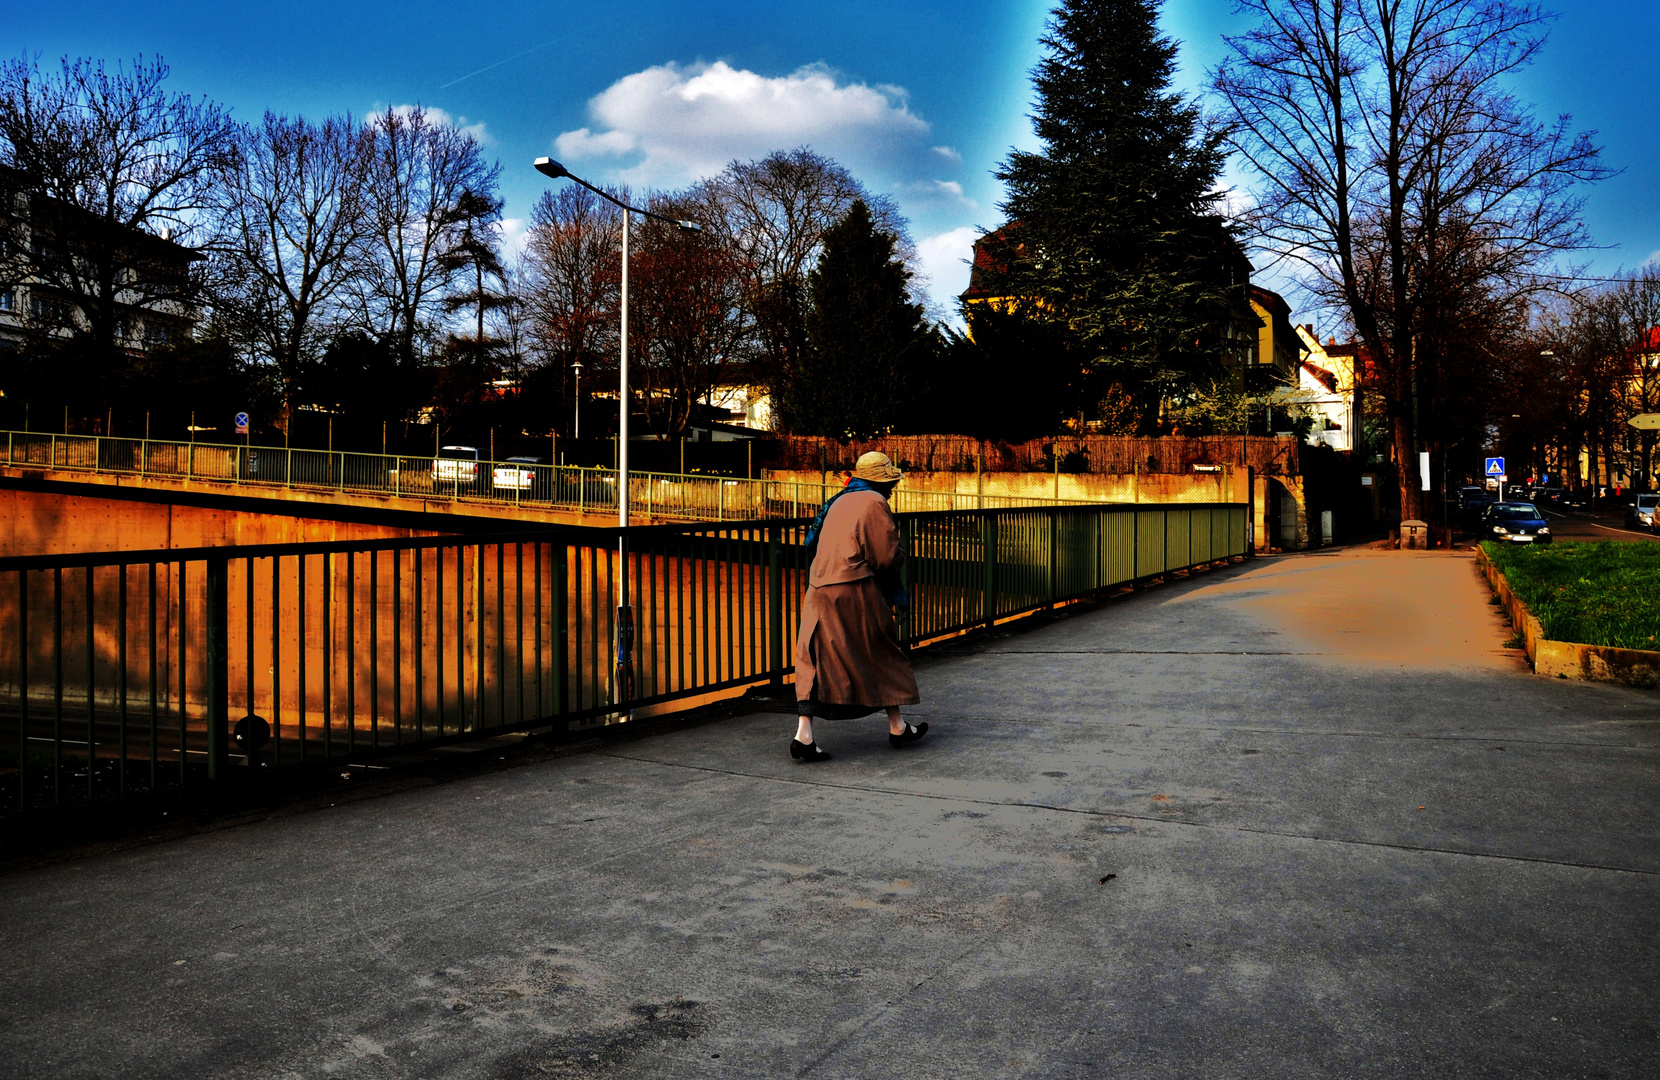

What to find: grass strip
left=1483, top=540, right=1660, bottom=651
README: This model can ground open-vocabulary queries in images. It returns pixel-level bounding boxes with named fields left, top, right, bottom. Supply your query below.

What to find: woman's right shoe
left=790, top=739, right=833, bottom=763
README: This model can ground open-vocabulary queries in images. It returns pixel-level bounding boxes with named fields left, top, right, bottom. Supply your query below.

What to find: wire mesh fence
left=0, top=430, right=1096, bottom=519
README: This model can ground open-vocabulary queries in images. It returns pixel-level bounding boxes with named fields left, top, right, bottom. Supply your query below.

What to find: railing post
left=552, top=541, right=569, bottom=716
left=981, top=513, right=997, bottom=628
left=898, top=534, right=913, bottom=648
left=205, top=555, right=230, bottom=783
left=1048, top=509, right=1058, bottom=607
left=767, top=527, right=784, bottom=686
left=187, top=441, right=195, bottom=481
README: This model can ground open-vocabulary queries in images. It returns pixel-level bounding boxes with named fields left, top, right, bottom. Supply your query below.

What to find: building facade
left=0, top=167, right=201, bottom=359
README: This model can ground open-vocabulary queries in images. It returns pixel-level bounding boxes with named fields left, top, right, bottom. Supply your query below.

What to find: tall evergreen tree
left=997, top=0, right=1243, bottom=433
left=782, top=200, right=933, bottom=438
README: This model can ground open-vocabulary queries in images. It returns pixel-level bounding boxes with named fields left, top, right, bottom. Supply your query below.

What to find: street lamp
left=571, top=359, right=583, bottom=439
left=534, top=157, right=701, bottom=707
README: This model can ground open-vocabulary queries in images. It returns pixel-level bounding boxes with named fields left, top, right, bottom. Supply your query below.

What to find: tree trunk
left=1391, top=412, right=1421, bottom=520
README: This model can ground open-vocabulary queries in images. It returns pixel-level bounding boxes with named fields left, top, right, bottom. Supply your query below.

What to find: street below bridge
left=1538, top=503, right=1660, bottom=543
left=1, top=548, right=1656, bottom=1078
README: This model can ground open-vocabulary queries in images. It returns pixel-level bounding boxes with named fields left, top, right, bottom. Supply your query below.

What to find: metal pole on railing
left=768, top=526, right=784, bottom=684
left=982, top=514, right=998, bottom=628
left=205, top=555, right=230, bottom=782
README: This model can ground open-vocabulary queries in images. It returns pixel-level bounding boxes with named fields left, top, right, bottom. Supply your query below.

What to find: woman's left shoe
left=790, top=739, right=833, bottom=763
left=888, top=721, right=929, bottom=749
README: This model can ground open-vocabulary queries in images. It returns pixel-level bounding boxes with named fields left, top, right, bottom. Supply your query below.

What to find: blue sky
left=6, top=0, right=1656, bottom=328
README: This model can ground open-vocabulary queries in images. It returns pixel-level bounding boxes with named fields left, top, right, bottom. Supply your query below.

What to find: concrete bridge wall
left=766, top=467, right=1249, bottom=506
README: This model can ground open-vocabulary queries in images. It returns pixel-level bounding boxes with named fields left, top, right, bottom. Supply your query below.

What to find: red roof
left=960, top=224, right=1023, bottom=301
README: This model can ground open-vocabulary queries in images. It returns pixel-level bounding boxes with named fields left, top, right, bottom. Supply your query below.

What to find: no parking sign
left=234, top=411, right=249, bottom=435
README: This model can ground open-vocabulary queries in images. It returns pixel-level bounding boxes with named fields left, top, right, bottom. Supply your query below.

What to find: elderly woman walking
left=790, top=451, right=927, bottom=762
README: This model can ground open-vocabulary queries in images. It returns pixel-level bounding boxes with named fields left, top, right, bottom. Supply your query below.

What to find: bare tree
left=1566, top=270, right=1660, bottom=488
left=519, top=184, right=621, bottom=426
left=214, top=111, right=373, bottom=422
left=490, top=259, right=529, bottom=385
left=1215, top=0, right=1605, bottom=519
left=630, top=192, right=748, bottom=436
left=0, top=54, right=236, bottom=402
left=353, top=106, right=500, bottom=368
left=700, top=148, right=911, bottom=392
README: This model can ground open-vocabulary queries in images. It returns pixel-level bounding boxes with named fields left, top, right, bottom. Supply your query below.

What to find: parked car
left=1481, top=502, right=1551, bottom=544
left=431, top=445, right=480, bottom=490
left=1461, top=494, right=1496, bottom=528
left=492, top=455, right=548, bottom=496
left=1625, top=493, right=1660, bottom=530
left=1457, top=485, right=1487, bottom=508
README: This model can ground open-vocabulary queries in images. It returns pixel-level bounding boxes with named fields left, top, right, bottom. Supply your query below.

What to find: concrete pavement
left=2, top=549, right=1657, bottom=1078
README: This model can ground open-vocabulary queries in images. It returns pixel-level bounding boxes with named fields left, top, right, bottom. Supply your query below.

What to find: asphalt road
left=1537, top=505, right=1660, bottom=543
left=1, top=550, right=1656, bottom=1078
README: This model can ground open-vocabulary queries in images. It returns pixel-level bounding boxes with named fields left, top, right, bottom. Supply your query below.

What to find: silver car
left=1626, top=493, right=1660, bottom=530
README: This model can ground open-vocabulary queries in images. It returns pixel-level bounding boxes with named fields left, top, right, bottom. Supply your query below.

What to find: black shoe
left=790, top=739, right=833, bottom=763
left=888, top=721, right=929, bottom=749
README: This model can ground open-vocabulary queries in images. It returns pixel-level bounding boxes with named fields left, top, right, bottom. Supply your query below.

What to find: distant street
left=1537, top=505, right=1660, bottom=543
left=1, top=547, right=1656, bottom=1078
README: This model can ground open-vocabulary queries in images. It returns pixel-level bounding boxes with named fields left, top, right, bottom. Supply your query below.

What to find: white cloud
left=554, top=61, right=932, bottom=184
left=901, top=179, right=974, bottom=208
left=1646, top=249, right=1660, bottom=267
left=499, top=217, right=529, bottom=260
left=916, top=226, right=980, bottom=315
left=931, top=145, right=962, bottom=162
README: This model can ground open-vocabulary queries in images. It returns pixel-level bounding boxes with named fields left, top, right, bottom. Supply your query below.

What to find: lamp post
left=571, top=359, right=583, bottom=439
left=534, top=157, right=701, bottom=708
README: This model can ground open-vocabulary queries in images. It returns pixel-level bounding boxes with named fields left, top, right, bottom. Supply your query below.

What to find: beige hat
left=851, top=451, right=903, bottom=483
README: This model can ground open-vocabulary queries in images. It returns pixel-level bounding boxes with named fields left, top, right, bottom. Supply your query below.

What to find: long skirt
left=794, top=578, right=921, bottom=719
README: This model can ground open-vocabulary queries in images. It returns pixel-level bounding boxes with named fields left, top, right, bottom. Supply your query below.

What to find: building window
left=0, top=289, right=12, bottom=312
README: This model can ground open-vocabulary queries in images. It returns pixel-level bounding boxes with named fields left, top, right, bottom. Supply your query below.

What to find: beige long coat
left=794, top=489, right=921, bottom=715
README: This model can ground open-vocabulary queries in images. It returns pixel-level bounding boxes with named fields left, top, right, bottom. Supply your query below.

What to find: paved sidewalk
left=3, top=550, right=1657, bottom=1078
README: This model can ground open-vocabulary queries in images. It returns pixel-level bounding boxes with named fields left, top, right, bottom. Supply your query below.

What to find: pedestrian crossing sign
left=1485, top=457, right=1505, bottom=477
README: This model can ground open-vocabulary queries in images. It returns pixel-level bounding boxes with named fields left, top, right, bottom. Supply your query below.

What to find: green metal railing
left=0, top=502, right=1247, bottom=818
left=0, top=429, right=1090, bottom=519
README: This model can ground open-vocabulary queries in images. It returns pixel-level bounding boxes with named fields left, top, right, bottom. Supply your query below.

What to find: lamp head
left=678, top=220, right=703, bottom=233
left=534, top=157, right=570, bottom=180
